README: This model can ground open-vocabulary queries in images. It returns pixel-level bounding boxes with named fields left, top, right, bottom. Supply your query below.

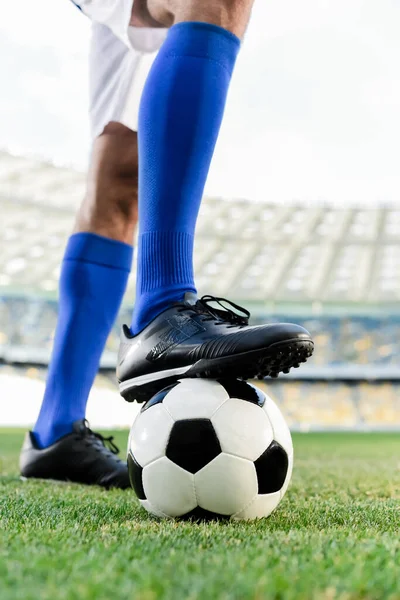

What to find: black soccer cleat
left=19, top=419, right=130, bottom=489
left=118, top=293, right=314, bottom=403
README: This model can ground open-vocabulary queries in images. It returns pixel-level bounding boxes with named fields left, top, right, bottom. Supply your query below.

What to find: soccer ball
left=127, top=378, right=293, bottom=520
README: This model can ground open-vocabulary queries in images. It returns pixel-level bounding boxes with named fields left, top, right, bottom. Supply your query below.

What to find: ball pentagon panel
left=166, top=418, right=221, bottom=474
left=254, top=441, right=289, bottom=494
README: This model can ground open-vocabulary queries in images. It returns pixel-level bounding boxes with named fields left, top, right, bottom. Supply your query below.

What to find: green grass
left=1, top=430, right=400, bottom=600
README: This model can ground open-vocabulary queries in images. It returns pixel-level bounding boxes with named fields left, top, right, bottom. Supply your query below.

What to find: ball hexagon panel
left=142, top=456, right=197, bottom=517
left=280, top=451, right=294, bottom=500
left=127, top=453, right=146, bottom=500
left=254, top=441, right=289, bottom=494
left=166, top=419, right=221, bottom=474
left=194, top=453, right=257, bottom=516
left=218, top=379, right=266, bottom=407
left=232, top=491, right=281, bottom=520
left=163, top=379, right=228, bottom=421
left=129, top=403, right=174, bottom=467
left=262, top=396, right=293, bottom=456
left=211, top=398, right=273, bottom=461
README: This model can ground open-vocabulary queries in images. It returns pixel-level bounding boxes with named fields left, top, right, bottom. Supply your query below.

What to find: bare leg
left=75, top=122, right=139, bottom=242
left=131, top=0, right=255, bottom=39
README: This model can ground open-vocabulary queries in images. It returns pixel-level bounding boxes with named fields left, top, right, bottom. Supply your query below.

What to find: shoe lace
left=80, top=420, right=120, bottom=456
left=177, top=295, right=250, bottom=328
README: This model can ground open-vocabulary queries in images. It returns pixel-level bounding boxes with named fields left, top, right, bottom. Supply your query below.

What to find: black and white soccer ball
left=127, top=379, right=293, bottom=520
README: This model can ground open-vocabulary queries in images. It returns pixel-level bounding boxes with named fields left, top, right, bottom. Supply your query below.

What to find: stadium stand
left=0, top=151, right=399, bottom=429
left=1, top=150, right=400, bottom=306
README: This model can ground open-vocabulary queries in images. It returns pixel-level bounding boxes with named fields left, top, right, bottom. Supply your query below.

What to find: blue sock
left=33, top=233, right=133, bottom=448
left=131, top=22, right=240, bottom=334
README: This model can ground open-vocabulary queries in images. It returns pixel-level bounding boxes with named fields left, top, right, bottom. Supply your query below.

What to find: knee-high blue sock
left=33, top=233, right=133, bottom=448
left=131, top=22, right=240, bottom=334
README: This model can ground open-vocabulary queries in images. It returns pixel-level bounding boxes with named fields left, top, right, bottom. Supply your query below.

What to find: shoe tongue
left=183, top=292, right=198, bottom=305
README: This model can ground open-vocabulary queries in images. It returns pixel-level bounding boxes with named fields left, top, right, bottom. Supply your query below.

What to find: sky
left=1, top=0, right=400, bottom=204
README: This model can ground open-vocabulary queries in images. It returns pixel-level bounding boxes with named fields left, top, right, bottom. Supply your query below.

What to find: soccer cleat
left=19, top=419, right=130, bottom=489
left=118, top=293, right=314, bottom=403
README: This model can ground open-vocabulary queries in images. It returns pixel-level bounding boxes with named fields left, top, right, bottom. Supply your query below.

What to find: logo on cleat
left=147, top=314, right=205, bottom=361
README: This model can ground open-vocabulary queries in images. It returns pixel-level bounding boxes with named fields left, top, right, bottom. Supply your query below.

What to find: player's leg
left=130, top=0, right=252, bottom=334
left=20, top=124, right=137, bottom=487
left=20, top=25, right=140, bottom=487
left=117, top=0, right=314, bottom=402
left=32, top=124, right=137, bottom=447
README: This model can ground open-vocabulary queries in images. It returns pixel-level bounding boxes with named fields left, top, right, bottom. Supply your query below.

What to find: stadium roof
left=1, top=151, right=400, bottom=307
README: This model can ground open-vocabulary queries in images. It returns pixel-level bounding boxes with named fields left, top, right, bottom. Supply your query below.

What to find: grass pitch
left=1, top=430, right=399, bottom=600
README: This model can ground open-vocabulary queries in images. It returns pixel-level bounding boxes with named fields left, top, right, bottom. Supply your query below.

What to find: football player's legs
left=21, top=120, right=136, bottom=484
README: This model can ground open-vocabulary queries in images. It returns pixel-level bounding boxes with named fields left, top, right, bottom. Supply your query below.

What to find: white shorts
left=77, top=0, right=167, bottom=137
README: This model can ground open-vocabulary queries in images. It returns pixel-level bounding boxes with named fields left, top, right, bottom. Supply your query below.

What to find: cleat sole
left=120, top=338, right=314, bottom=404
